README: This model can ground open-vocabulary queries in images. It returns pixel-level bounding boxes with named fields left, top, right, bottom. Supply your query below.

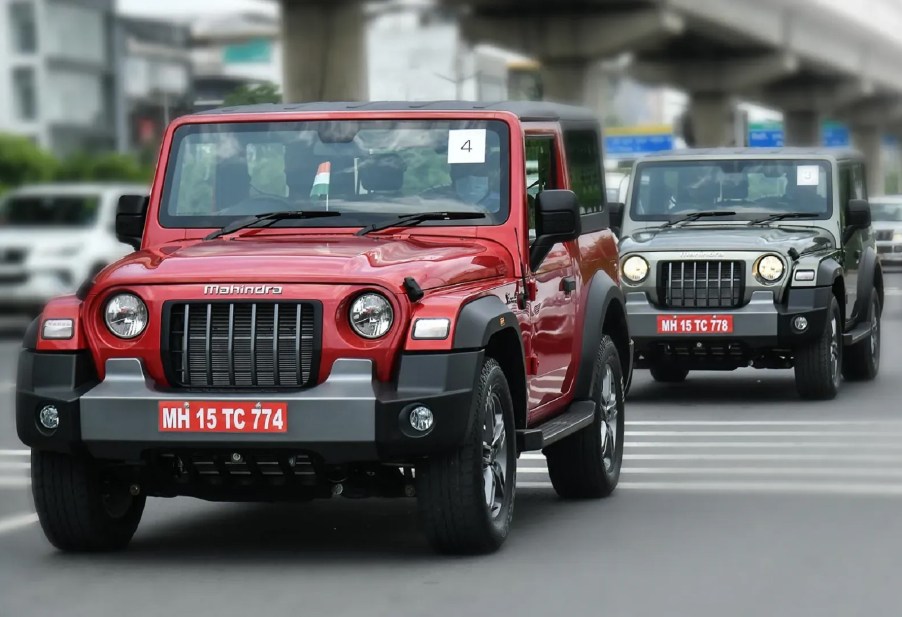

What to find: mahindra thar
left=18, top=102, right=631, bottom=555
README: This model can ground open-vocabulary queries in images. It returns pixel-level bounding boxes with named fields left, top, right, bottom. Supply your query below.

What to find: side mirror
left=529, top=189, right=580, bottom=271
left=607, top=201, right=625, bottom=236
left=116, top=195, right=149, bottom=250
left=847, top=199, right=871, bottom=229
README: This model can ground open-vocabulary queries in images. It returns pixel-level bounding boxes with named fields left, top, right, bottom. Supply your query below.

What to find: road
left=1, top=272, right=901, bottom=616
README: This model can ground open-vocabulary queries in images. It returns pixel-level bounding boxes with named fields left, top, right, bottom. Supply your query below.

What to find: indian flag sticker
left=310, top=162, right=331, bottom=198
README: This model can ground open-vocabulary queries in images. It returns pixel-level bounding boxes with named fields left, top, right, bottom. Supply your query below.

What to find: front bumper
left=17, top=350, right=482, bottom=464
left=0, top=267, right=79, bottom=309
left=626, top=287, right=833, bottom=357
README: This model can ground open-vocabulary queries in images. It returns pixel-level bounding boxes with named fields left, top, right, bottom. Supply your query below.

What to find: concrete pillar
left=852, top=125, right=884, bottom=196
left=281, top=0, right=367, bottom=102
left=687, top=93, right=736, bottom=147
left=784, top=110, right=821, bottom=147
left=540, top=60, right=589, bottom=105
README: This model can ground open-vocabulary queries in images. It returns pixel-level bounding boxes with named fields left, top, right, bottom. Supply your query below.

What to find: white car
left=0, top=182, right=147, bottom=314
left=870, top=196, right=902, bottom=265
left=605, top=170, right=630, bottom=204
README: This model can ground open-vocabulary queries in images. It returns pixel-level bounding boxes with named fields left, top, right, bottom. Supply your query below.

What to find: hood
left=620, top=224, right=835, bottom=255
left=97, top=234, right=511, bottom=293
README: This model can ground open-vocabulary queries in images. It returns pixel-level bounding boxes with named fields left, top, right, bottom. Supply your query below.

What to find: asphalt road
left=1, top=272, right=901, bottom=617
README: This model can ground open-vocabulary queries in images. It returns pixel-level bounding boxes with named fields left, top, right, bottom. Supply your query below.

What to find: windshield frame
left=627, top=157, right=835, bottom=225
left=157, top=118, right=512, bottom=231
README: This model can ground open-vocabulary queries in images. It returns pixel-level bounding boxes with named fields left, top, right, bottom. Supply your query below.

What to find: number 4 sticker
left=448, top=129, right=486, bottom=164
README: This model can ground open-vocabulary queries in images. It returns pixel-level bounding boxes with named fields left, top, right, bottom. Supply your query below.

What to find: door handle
left=561, top=277, right=576, bottom=295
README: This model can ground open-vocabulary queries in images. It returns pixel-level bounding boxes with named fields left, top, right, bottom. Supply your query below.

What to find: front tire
left=794, top=296, right=842, bottom=400
left=842, top=291, right=881, bottom=381
left=32, top=451, right=145, bottom=552
left=416, top=357, right=516, bottom=554
left=544, top=335, right=625, bottom=499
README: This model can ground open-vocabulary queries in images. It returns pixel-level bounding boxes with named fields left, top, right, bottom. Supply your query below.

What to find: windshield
left=0, top=194, right=101, bottom=227
left=629, top=159, right=832, bottom=223
left=871, top=202, right=902, bottom=222
left=160, top=119, right=511, bottom=229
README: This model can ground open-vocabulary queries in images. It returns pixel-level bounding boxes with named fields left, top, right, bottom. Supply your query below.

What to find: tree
left=54, top=152, right=154, bottom=183
left=0, top=134, right=57, bottom=194
left=223, top=83, right=282, bottom=106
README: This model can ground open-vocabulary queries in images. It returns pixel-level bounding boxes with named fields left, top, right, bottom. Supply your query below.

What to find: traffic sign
left=748, top=121, right=784, bottom=148
left=822, top=121, right=850, bottom=147
left=604, top=125, right=674, bottom=156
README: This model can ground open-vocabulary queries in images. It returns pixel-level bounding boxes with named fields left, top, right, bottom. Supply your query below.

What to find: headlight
left=755, top=255, right=785, bottom=283
left=621, top=255, right=649, bottom=283
left=349, top=293, right=393, bottom=339
left=893, top=231, right=902, bottom=243
left=104, top=293, right=148, bottom=339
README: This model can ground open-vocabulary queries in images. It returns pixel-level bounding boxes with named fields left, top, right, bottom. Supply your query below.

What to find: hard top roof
left=638, top=147, right=863, bottom=162
left=194, top=100, right=599, bottom=123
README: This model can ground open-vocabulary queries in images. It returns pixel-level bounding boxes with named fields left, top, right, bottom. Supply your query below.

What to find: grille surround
left=657, top=260, right=745, bottom=309
left=162, top=300, right=322, bottom=390
left=876, top=230, right=894, bottom=242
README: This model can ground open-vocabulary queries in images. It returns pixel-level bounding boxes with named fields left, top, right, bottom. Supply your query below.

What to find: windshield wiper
left=661, top=211, right=736, bottom=229
left=750, top=212, right=819, bottom=225
left=355, top=211, right=486, bottom=237
left=204, top=210, right=342, bottom=241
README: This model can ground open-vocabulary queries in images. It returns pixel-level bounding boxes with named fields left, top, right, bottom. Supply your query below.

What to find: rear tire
left=794, top=296, right=842, bottom=400
left=416, top=357, right=516, bottom=554
left=649, top=363, right=689, bottom=383
left=544, top=335, right=624, bottom=499
left=842, top=291, right=881, bottom=381
left=31, top=450, right=145, bottom=552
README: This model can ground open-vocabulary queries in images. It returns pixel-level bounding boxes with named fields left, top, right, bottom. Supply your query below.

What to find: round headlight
left=104, top=293, right=148, bottom=339
left=349, top=293, right=394, bottom=339
left=755, top=255, right=785, bottom=282
left=622, top=255, right=649, bottom=283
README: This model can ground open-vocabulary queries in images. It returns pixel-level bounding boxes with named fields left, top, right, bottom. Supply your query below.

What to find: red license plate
left=656, top=314, right=734, bottom=334
left=158, top=401, right=288, bottom=433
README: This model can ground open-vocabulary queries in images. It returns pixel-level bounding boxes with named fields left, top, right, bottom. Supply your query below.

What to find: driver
left=450, top=153, right=501, bottom=210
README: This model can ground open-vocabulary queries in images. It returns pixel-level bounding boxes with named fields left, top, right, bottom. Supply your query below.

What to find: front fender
left=852, top=246, right=881, bottom=325
left=574, top=270, right=626, bottom=399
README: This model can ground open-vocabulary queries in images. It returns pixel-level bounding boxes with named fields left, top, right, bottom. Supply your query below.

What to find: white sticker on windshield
left=447, top=129, right=486, bottom=164
left=797, top=165, right=820, bottom=186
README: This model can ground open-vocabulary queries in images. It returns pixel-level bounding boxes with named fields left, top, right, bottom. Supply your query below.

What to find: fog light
left=409, top=406, right=434, bottom=432
left=39, top=405, right=59, bottom=430
left=792, top=316, right=809, bottom=332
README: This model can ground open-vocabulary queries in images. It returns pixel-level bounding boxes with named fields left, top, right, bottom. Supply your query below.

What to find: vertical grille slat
left=658, top=260, right=744, bottom=309
left=165, top=301, right=318, bottom=389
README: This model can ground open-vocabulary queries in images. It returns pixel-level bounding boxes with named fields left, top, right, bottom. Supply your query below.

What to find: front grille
left=0, top=273, right=27, bottom=285
left=0, top=248, right=26, bottom=265
left=658, top=260, right=744, bottom=309
left=155, top=451, right=318, bottom=487
left=165, top=301, right=321, bottom=388
left=876, top=230, right=893, bottom=242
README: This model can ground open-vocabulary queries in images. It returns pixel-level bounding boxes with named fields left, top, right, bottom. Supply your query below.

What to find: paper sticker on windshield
left=797, top=165, right=820, bottom=186
left=448, top=130, right=486, bottom=164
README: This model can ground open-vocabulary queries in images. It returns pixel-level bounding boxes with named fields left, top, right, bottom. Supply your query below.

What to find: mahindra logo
left=679, top=251, right=725, bottom=259
left=203, top=285, right=283, bottom=295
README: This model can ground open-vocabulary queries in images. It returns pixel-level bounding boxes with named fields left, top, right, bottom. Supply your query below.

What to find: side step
left=843, top=321, right=872, bottom=346
left=515, top=400, right=596, bottom=453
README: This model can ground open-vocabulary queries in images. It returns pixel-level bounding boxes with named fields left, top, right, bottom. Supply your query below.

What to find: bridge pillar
left=852, top=124, right=884, bottom=196
left=280, top=0, right=367, bottom=102
left=784, top=110, right=821, bottom=147
left=540, top=60, right=589, bottom=105
left=686, top=92, right=736, bottom=147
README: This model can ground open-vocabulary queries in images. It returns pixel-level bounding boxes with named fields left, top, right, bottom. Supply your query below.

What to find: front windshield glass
left=160, top=119, right=510, bottom=229
left=630, top=159, right=832, bottom=222
left=870, top=202, right=902, bottom=222
left=0, top=194, right=101, bottom=227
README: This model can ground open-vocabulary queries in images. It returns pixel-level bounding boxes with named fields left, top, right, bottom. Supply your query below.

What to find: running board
left=843, top=321, right=872, bottom=346
left=515, top=400, right=596, bottom=453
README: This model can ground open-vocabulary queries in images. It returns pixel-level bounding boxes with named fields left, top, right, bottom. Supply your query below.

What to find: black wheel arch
left=574, top=271, right=629, bottom=400
left=851, top=246, right=882, bottom=324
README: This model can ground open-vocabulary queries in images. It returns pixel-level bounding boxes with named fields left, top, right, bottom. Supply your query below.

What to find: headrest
left=359, top=153, right=406, bottom=192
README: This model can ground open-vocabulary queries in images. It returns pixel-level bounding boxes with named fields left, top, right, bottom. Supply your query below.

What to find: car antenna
left=514, top=226, right=528, bottom=310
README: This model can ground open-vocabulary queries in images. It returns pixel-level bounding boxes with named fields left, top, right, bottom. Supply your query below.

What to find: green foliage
left=0, top=134, right=57, bottom=190
left=223, top=83, right=282, bottom=107
left=54, top=152, right=153, bottom=183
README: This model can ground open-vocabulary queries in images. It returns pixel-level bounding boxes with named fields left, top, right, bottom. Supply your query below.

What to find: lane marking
left=626, top=420, right=902, bottom=426
left=627, top=431, right=902, bottom=437
left=0, top=477, right=30, bottom=488
left=516, top=467, right=902, bottom=478
left=0, top=513, right=37, bottom=535
left=624, top=453, right=902, bottom=462
left=0, top=462, right=30, bottom=470
left=885, top=288, right=902, bottom=296
left=0, top=450, right=29, bottom=457
left=518, top=481, right=902, bottom=496
left=626, top=441, right=902, bottom=449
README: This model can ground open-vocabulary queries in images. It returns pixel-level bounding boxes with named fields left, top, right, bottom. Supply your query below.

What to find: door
left=524, top=134, right=578, bottom=413
left=841, top=163, right=868, bottom=322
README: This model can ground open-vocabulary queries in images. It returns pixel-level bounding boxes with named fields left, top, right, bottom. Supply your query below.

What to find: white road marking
left=0, top=477, right=30, bottom=488
left=0, top=450, right=29, bottom=457
left=627, top=442, right=902, bottom=449
left=518, top=481, right=902, bottom=496
left=516, top=466, right=902, bottom=478
left=885, top=288, right=902, bottom=296
left=626, top=420, right=902, bottom=426
left=624, top=453, right=902, bottom=462
left=0, top=513, right=37, bottom=535
left=0, top=462, right=30, bottom=470
left=627, top=431, right=902, bottom=437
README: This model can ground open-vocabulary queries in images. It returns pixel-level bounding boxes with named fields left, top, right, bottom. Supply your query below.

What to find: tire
left=842, top=291, right=881, bottom=381
left=649, top=363, right=689, bottom=383
left=544, top=335, right=624, bottom=499
left=794, top=296, right=842, bottom=400
left=416, top=357, right=517, bottom=554
left=32, top=450, right=145, bottom=552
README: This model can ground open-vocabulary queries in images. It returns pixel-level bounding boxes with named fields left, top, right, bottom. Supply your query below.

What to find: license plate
left=158, top=401, right=287, bottom=433
left=656, top=314, right=734, bottom=334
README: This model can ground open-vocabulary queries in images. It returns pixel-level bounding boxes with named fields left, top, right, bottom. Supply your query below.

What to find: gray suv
left=608, top=148, right=883, bottom=400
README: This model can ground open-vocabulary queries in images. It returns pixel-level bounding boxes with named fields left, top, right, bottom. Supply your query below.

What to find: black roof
left=194, top=100, right=599, bottom=123
left=641, top=147, right=863, bottom=161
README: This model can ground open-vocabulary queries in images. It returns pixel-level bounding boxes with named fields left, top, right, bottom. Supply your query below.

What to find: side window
left=563, top=129, right=604, bottom=215
left=525, top=137, right=554, bottom=236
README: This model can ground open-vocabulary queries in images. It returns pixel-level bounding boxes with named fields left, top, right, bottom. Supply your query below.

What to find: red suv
left=17, top=102, right=632, bottom=554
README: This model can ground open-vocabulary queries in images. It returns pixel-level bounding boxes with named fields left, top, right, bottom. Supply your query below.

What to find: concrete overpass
left=278, top=0, right=902, bottom=194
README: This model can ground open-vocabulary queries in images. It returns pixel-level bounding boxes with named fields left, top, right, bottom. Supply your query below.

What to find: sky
left=116, top=0, right=277, bottom=19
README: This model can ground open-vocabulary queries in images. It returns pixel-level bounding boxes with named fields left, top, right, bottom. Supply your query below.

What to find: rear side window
left=563, top=129, right=604, bottom=215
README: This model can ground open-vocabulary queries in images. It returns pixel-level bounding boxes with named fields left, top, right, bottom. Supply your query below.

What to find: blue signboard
left=748, top=122, right=784, bottom=147
left=822, top=121, right=850, bottom=147
left=604, top=125, right=674, bottom=156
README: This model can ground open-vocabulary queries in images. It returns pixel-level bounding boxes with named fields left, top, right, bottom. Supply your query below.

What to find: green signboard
left=223, top=38, right=272, bottom=64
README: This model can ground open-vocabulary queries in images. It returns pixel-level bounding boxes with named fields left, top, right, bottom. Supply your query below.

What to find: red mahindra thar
left=17, top=101, right=632, bottom=554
